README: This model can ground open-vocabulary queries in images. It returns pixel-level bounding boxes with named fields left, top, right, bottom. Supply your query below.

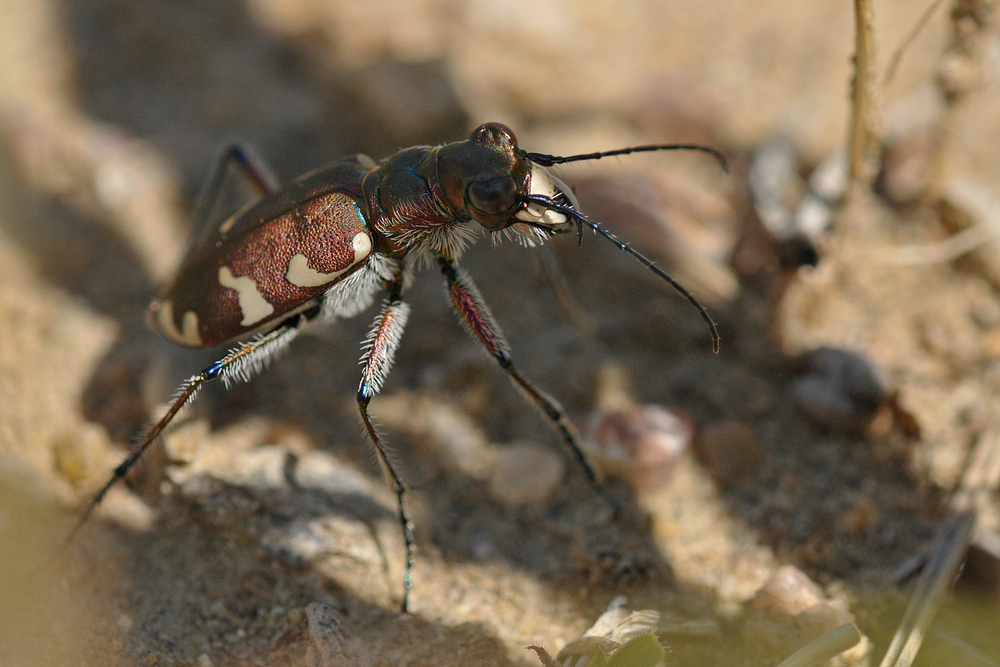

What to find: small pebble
left=743, top=565, right=869, bottom=664
left=469, top=528, right=495, bottom=561
left=489, top=443, right=564, bottom=505
left=750, top=565, right=830, bottom=617
left=749, top=138, right=800, bottom=240
left=162, top=419, right=208, bottom=464
left=100, top=486, right=156, bottom=532
left=790, top=347, right=885, bottom=433
left=794, top=149, right=845, bottom=239
left=180, top=476, right=262, bottom=528
left=196, top=654, right=212, bottom=667
left=586, top=405, right=693, bottom=491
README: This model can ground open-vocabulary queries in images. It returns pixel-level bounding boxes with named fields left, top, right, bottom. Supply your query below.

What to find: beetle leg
left=436, top=255, right=619, bottom=516
left=184, top=144, right=280, bottom=262
left=355, top=278, right=416, bottom=613
left=193, top=144, right=279, bottom=220
left=65, top=312, right=309, bottom=546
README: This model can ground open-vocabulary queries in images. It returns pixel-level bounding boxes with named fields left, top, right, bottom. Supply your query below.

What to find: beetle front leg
left=355, top=279, right=416, bottom=613
left=437, top=255, right=619, bottom=516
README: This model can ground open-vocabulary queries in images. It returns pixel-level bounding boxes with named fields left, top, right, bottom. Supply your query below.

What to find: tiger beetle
left=70, top=122, right=725, bottom=613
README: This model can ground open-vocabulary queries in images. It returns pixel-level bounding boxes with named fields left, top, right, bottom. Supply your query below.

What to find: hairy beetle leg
left=65, top=315, right=307, bottom=548
left=438, top=255, right=621, bottom=518
left=356, top=277, right=416, bottom=614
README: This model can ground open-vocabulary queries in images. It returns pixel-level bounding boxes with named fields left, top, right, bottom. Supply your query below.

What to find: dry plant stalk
left=877, top=428, right=1000, bottom=667
left=848, top=0, right=882, bottom=187
left=883, top=0, right=947, bottom=87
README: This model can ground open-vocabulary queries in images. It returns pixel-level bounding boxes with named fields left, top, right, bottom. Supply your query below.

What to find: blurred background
left=1, top=0, right=1000, bottom=665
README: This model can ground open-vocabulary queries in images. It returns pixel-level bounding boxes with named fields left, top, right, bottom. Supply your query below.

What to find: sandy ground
left=1, top=1, right=1000, bottom=665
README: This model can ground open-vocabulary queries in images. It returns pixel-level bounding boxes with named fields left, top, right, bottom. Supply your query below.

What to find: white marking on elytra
left=155, top=299, right=203, bottom=346
left=285, top=232, right=372, bottom=288
left=515, top=164, right=568, bottom=226
left=218, top=266, right=274, bottom=326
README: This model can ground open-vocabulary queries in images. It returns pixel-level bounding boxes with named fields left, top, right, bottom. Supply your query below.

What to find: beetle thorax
left=363, top=145, right=476, bottom=259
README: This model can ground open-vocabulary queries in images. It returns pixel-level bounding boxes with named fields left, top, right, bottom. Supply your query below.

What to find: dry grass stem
left=877, top=178, right=1000, bottom=265
left=848, top=0, right=882, bottom=187
left=883, top=0, right=947, bottom=87
left=774, top=623, right=863, bottom=667
left=877, top=429, right=1000, bottom=667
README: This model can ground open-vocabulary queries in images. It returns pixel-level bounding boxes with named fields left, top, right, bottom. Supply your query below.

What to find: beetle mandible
left=70, top=122, right=725, bottom=613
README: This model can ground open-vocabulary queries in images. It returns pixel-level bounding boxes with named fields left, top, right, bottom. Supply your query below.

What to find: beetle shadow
left=555, top=163, right=942, bottom=586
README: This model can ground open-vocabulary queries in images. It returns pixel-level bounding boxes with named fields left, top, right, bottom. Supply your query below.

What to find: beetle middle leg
left=354, top=276, right=416, bottom=613
left=437, top=255, right=620, bottom=516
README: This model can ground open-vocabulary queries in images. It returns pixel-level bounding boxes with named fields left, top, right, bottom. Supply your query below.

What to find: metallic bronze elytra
left=69, top=123, right=726, bottom=614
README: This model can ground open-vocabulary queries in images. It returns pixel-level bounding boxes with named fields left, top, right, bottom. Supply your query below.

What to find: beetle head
left=437, top=122, right=574, bottom=232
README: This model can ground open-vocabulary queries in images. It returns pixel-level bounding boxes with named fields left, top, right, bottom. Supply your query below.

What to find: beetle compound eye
left=467, top=175, right=517, bottom=215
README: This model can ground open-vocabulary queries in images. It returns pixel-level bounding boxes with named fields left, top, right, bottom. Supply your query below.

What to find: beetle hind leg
left=183, top=144, right=280, bottom=264
left=64, top=312, right=308, bottom=547
left=437, top=255, right=620, bottom=516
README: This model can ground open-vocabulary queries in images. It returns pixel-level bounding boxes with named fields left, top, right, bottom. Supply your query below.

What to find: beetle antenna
left=525, top=144, right=728, bottom=172
left=524, top=194, right=721, bottom=353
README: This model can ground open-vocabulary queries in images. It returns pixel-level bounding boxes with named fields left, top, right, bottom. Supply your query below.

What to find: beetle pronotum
left=69, top=123, right=725, bottom=613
